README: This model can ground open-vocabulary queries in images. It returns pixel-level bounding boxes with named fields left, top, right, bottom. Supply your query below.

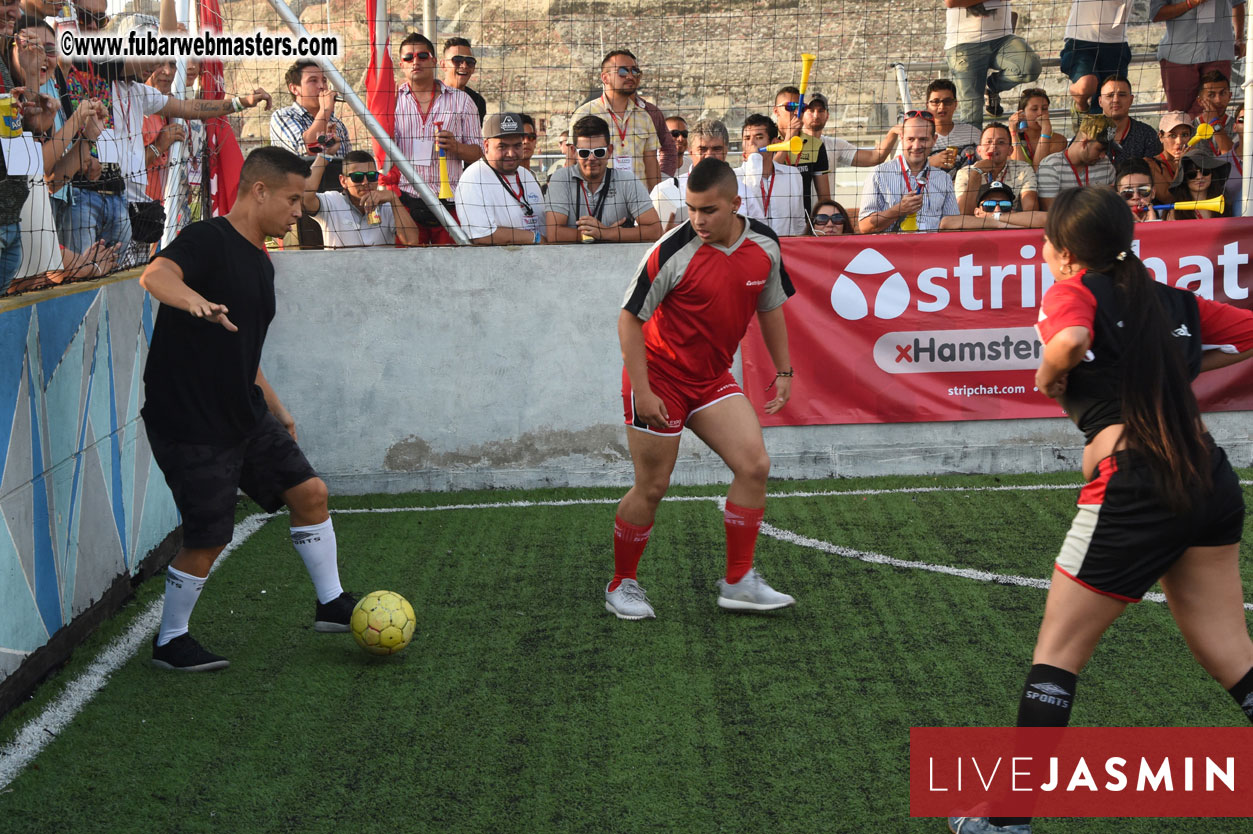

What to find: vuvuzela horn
left=797, top=53, right=817, bottom=110
left=760, top=136, right=804, bottom=154
left=1187, top=122, right=1215, bottom=148
left=1151, top=195, right=1225, bottom=213
left=433, top=119, right=454, bottom=200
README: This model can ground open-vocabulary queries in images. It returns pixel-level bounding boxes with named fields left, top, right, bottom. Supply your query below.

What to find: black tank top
left=1059, top=272, right=1203, bottom=444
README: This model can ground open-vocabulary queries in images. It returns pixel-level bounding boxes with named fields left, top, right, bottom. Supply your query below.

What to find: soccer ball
left=350, top=591, right=416, bottom=655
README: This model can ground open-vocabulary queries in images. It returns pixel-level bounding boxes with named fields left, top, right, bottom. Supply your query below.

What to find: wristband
left=231, top=95, right=244, bottom=112
left=775, top=369, right=794, bottom=378
left=147, top=143, right=160, bottom=157
left=533, top=229, right=542, bottom=244
left=319, top=153, right=336, bottom=161
left=1039, top=133, right=1052, bottom=139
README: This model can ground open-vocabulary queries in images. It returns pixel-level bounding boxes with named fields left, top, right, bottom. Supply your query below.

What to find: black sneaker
left=985, top=86, right=1004, bottom=117
left=151, top=633, right=230, bottom=672
left=314, top=591, right=357, bottom=632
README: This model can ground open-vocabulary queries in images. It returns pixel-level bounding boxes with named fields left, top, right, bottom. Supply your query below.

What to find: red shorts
left=621, top=366, right=744, bottom=437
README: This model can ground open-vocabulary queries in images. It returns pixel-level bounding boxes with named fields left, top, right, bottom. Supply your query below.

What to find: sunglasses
left=780, top=102, right=801, bottom=114
left=345, top=170, right=380, bottom=183
left=612, top=66, right=643, bottom=77
left=1118, top=185, right=1153, bottom=199
left=1186, top=167, right=1211, bottom=179
left=980, top=200, right=1013, bottom=210
left=448, top=55, right=477, bottom=68
left=903, top=110, right=936, bottom=121
left=575, top=146, right=610, bottom=159
left=812, top=213, right=845, bottom=225
left=400, top=51, right=433, bottom=62
left=76, top=8, right=110, bottom=28
left=670, top=129, right=688, bottom=138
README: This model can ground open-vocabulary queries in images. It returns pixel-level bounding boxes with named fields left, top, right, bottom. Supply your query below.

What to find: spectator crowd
left=0, top=0, right=1247, bottom=293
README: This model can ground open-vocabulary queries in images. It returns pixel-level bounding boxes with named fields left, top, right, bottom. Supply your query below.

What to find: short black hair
left=239, top=146, right=311, bottom=194
left=1199, top=69, right=1230, bottom=88
left=443, top=37, right=472, bottom=52
left=343, top=150, right=376, bottom=167
left=687, top=158, right=739, bottom=199
left=284, top=60, right=319, bottom=99
left=1101, top=74, right=1131, bottom=91
left=926, top=78, right=957, bottom=98
left=1115, top=157, right=1153, bottom=182
left=775, top=86, right=800, bottom=100
left=1017, top=87, right=1049, bottom=111
left=601, top=49, right=637, bottom=69
left=742, top=113, right=778, bottom=141
left=519, top=113, right=536, bottom=130
left=981, top=122, right=1011, bottom=143
left=572, top=115, right=611, bottom=144
left=400, top=33, right=435, bottom=54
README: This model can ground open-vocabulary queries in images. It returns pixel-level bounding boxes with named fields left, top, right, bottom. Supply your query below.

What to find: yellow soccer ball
left=350, top=591, right=416, bottom=655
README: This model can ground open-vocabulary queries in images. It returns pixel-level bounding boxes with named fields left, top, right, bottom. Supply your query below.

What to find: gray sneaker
left=604, top=578, right=656, bottom=620
left=949, top=819, right=1031, bottom=834
left=717, top=568, right=795, bottom=612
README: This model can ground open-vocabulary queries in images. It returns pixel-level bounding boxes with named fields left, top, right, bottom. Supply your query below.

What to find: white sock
left=291, top=518, right=343, bottom=604
left=157, top=566, right=206, bottom=646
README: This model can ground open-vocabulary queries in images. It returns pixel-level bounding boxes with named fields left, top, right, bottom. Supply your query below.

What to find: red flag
left=366, top=0, right=397, bottom=174
left=197, top=0, right=244, bottom=215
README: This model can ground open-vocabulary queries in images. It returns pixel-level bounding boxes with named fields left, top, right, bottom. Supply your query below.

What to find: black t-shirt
left=464, top=86, right=487, bottom=124
left=141, top=218, right=276, bottom=444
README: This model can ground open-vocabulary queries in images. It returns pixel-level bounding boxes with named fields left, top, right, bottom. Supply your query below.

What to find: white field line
left=0, top=513, right=274, bottom=791
left=5, top=477, right=1253, bottom=789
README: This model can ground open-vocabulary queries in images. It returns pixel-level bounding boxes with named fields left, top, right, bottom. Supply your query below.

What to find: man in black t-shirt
left=140, top=146, right=355, bottom=672
left=441, top=37, right=486, bottom=123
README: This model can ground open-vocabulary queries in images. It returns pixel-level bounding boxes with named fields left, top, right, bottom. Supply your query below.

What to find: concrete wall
left=0, top=279, right=179, bottom=689
left=265, top=245, right=1253, bottom=495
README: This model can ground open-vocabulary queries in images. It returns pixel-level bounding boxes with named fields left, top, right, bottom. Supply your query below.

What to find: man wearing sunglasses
left=302, top=149, right=423, bottom=248
left=772, top=86, right=831, bottom=208
left=665, top=116, right=690, bottom=176
left=441, top=37, right=486, bottom=124
left=649, top=118, right=750, bottom=230
left=1115, top=158, right=1161, bottom=221
left=394, top=32, right=483, bottom=244
left=544, top=115, right=660, bottom=243
left=455, top=112, right=546, bottom=245
left=569, top=50, right=662, bottom=191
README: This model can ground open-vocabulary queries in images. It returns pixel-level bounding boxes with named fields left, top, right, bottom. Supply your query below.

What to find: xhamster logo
left=830, top=248, right=910, bottom=321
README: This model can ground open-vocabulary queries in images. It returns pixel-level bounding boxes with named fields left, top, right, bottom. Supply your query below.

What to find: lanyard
left=600, top=94, right=631, bottom=145
left=409, top=83, right=440, bottom=128
left=578, top=169, right=612, bottom=220
left=1156, top=153, right=1176, bottom=180
left=759, top=173, right=775, bottom=217
left=1064, top=151, right=1089, bottom=188
left=1116, top=120, right=1130, bottom=145
left=494, top=168, right=534, bottom=216
left=899, top=156, right=927, bottom=194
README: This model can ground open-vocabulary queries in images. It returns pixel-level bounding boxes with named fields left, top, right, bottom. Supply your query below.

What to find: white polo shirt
left=455, top=159, right=545, bottom=240
left=310, top=191, right=398, bottom=249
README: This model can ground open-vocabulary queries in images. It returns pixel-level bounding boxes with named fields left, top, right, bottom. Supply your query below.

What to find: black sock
left=1229, top=667, right=1253, bottom=723
left=990, top=664, right=1078, bottom=828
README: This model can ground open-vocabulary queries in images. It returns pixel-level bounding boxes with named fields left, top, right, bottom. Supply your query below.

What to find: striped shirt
left=394, top=80, right=484, bottom=197
left=268, top=103, right=351, bottom=157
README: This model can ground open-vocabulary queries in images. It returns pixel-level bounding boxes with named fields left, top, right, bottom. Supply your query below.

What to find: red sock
left=724, top=501, right=764, bottom=584
left=609, top=516, right=652, bottom=591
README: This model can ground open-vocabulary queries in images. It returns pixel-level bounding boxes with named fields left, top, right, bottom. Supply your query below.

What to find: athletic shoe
left=604, top=578, right=656, bottom=620
left=314, top=591, right=357, bottom=632
left=949, top=818, right=1031, bottom=834
left=1069, top=101, right=1089, bottom=132
left=985, top=86, right=1004, bottom=118
left=717, top=568, right=796, bottom=612
left=151, top=633, right=230, bottom=672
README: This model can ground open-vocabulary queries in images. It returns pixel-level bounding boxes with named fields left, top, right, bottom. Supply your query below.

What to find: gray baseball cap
left=484, top=112, right=527, bottom=138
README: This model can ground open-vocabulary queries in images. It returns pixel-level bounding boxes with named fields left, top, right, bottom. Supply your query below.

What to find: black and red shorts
left=621, top=366, right=744, bottom=437
left=1054, top=444, right=1244, bottom=601
left=146, top=413, right=318, bottom=548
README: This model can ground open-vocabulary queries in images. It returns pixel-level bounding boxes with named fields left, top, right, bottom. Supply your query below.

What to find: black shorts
left=1054, top=445, right=1244, bottom=601
left=146, top=413, right=318, bottom=548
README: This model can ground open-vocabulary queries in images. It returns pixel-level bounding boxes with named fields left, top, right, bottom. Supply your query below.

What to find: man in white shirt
left=943, top=0, right=1041, bottom=128
left=302, top=150, right=423, bottom=248
left=735, top=114, right=807, bottom=237
left=649, top=119, right=750, bottom=229
left=455, top=113, right=547, bottom=245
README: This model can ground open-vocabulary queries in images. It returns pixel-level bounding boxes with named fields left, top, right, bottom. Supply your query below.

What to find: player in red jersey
left=951, top=186, right=1253, bottom=834
left=605, top=158, right=796, bottom=620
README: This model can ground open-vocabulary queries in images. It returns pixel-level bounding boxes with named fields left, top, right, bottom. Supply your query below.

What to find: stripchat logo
left=830, top=248, right=910, bottom=320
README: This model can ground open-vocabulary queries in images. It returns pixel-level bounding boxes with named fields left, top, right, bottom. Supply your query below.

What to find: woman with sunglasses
left=300, top=149, right=424, bottom=248
left=808, top=200, right=851, bottom=236
left=950, top=186, right=1253, bottom=834
left=1114, top=158, right=1159, bottom=221
left=1166, top=144, right=1231, bottom=220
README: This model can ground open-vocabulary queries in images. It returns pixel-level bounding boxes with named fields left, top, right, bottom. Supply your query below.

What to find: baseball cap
left=1159, top=111, right=1194, bottom=135
left=976, top=180, right=1015, bottom=202
left=806, top=93, right=829, bottom=110
left=484, top=112, right=527, bottom=139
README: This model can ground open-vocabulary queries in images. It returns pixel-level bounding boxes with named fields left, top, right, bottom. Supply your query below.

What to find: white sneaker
left=604, top=578, right=656, bottom=620
left=717, top=568, right=795, bottom=612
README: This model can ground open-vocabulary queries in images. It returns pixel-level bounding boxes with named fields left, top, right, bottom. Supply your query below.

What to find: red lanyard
left=1064, top=151, right=1089, bottom=188
left=1156, top=153, right=1176, bottom=180
left=1117, top=120, right=1130, bottom=145
left=1022, top=133, right=1035, bottom=158
left=410, top=83, right=439, bottom=127
left=899, top=156, right=926, bottom=194
left=502, top=173, right=526, bottom=202
left=601, top=95, right=631, bottom=145
left=759, top=173, right=775, bottom=217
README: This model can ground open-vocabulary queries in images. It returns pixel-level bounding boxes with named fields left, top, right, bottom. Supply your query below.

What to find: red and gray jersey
left=1037, top=269, right=1253, bottom=442
left=622, top=218, right=794, bottom=384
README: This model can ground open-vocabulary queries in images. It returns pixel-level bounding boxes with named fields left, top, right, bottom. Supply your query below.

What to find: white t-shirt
left=1064, top=0, right=1130, bottom=44
left=112, top=81, right=169, bottom=203
left=311, top=191, right=399, bottom=249
left=735, top=162, right=808, bottom=237
left=945, top=0, right=1012, bottom=49
left=823, top=135, right=860, bottom=168
left=455, top=160, right=545, bottom=241
left=649, top=170, right=755, bottom=226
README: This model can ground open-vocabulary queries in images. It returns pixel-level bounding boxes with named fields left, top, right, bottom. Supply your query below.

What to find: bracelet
left=319, top=153, right=336, bottom=161
left=231, top=95, right=244, bottom=113
left=532, top=229, right=542, bottom=244
left=1039, top=133, right=1052, bottom=139
left=147, top=143, right=160, bottom=157
left=775, top=369, right=794, bottom=378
